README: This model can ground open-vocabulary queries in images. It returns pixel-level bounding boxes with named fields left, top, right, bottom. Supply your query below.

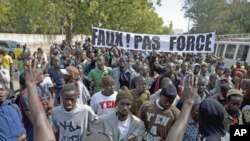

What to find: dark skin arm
left=25, top=56, right=55, bottom=141
left=55, top=132, right=59, bottom=141
left=47, top=87, right=55, bottom=115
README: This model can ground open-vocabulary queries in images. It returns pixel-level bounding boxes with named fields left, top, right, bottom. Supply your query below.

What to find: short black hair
left=134, top=76, right=146, bottom=85
left=62, top=83, right=78, bottom=95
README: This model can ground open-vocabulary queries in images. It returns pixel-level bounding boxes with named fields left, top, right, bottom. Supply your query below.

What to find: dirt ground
left=12, top=44, right=51, bottom=91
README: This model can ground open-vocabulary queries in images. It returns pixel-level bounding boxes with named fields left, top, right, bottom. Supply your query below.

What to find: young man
left=241, top=79, right=250, bottom=124
left=178, top=62, right=189, bottom=80
left=138, top=84, right=180, bottom=141
left=161, top=62, right=182, bottom=95
left=206, top=74, right=218, bottom=92
left=36, top=48, right=48, bottom=69
left=112, top=56, right=137, bottom=91
left=49, top=55, right=65, bottom=105
left=88, top=56, right=112, bottom=94
left=90, top=75, right=117, bottom=116
left=0, top=50, right=13, bottom=71
left=89, top=86, right=145, bottom=141
left=197, top=76, right=210, bottom=101
left=50, top=83, right=98, bottom=141
left=0, top=81, right=26, bottom=141
left=130, top=76, right=150, bottom=115
left=140, top=65, right=155, bottom=90
left=224, top=89, right=243, bottom=132
left=14, top=44, right=23, bottom=60
left=200, top=62, right=209, bottom=85
left=192, top=63, right=201, bottom=76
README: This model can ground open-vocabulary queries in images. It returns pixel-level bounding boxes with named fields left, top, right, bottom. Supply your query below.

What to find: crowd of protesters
left=0, top=37, right=250, bottom=141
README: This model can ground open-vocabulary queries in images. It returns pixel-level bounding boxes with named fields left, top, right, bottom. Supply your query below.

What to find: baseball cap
left=160, top=84, right=177, bottom=97
left=226, top=89, right=243, bottom=98
left=116, top=86, right=133, bottom=102
left=60, top=69, right=70, bottom=75
left=60, top=66, right=80, bottom=80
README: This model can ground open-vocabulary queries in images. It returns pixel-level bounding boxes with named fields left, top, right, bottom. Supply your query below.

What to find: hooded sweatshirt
left=192, top=63, right=201, bottom=75
left=0, top=100, right=25, bottom=141
left=199, top=98, right=229, bottom=141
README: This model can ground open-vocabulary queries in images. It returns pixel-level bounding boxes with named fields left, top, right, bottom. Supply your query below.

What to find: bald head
left=167, top=62, right=176, bottom=75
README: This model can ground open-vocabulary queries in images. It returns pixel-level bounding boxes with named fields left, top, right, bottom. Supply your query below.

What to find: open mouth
left=64, top=105, right=73, bottom=110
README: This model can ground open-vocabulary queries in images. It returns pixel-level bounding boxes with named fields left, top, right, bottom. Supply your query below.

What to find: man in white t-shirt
left=90, top=75, right=117, bottom=116
left=50, top=83, right=98, bottom=141
left=89, top=86, right=145, bottom=141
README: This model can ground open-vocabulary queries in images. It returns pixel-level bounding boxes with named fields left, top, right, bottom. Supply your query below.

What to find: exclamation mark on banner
left=126, top=34, right=130, bottom=47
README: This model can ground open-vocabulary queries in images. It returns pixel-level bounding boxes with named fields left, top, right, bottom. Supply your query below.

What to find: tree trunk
left=65, top=19, right=74, bottom=45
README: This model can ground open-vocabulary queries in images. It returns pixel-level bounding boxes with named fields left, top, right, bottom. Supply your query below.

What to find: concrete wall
left=0, top=33, right=86, bottom=45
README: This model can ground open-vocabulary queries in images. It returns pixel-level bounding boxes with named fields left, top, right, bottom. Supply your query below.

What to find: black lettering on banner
left=97, top=29, right=105, bottom=46
left=92, top=28, right=98, bottom=45
left=205, top=33, right=212, bottom=51
left=196, top=35, right=205, bottom=51
left=115, top=32, right=123, bottom=47
left=176, top=36, right=185, bottom=51
left=186, top=36, right=195, bottom=51
left=152, top=36, right=160, bottom=50
left=142, top=36, right=151, bottom=50
left=230, top=125, right=250, bottom=141
left=169, top=36, right=177, bottom=51
left=134, top=35, right=143, bottom=49
left=106, top=31, right=115, bottom=46
left=126, top=34, right=130, bottom=47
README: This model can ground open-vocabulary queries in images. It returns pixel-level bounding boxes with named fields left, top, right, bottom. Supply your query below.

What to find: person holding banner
left=108, top=44, right=121, bottom=68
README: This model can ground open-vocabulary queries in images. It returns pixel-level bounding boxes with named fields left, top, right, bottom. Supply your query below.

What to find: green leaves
left=0, top=0, right=168, bottom=44
left=183, top=0, right=250, bottom=34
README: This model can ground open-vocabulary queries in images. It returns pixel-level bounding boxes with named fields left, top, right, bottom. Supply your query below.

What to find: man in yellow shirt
left=14, top=44, right=23, bottom=60
left=1, top=50, right=13, bottom=71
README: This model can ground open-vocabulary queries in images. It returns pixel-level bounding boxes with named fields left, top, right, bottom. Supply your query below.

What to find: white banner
left=92, top=27, right=215, bottom=53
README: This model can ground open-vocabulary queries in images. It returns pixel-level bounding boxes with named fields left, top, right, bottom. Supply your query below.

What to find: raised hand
left=24, top=53, right=56, bottom=141
left=165, top=73, right=199, bottom=141
left=24, top=54, right=43, bottom=85
left=182, top=74, right=198, bottom=105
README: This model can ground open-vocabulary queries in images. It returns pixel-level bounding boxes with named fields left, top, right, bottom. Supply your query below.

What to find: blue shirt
left=183, top=118, right=200, bottom=141
left=0, top=100, right=26, bottom=141
left=48, top=65, right=64, bottom=87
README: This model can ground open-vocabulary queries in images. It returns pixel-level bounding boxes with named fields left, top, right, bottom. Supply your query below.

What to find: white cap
left=60, top=69, right=70, bottom=75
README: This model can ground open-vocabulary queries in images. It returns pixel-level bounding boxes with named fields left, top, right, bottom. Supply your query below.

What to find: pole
left=187, top=17, right=190, bottom=33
